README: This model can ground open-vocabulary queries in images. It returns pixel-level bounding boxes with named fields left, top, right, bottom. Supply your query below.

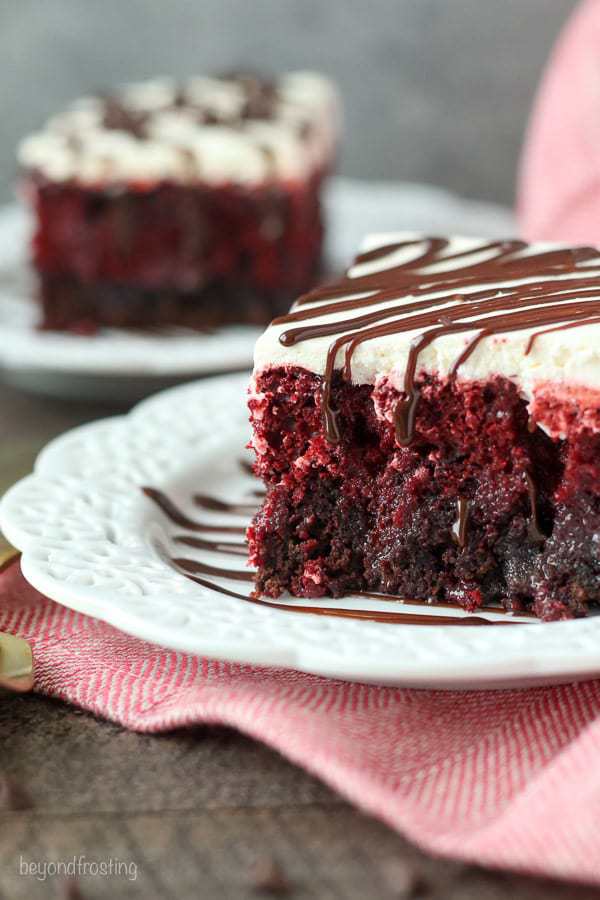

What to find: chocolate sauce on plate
left=142, top=487, right=246, bottom=534
left=143, top=475, right=533, bottom=628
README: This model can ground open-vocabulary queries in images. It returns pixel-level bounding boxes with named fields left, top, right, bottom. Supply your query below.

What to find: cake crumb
left=63, top=878, right=85, bottom=899
left=0, top=774, right=32, bottom=810
left=249, top=855, right=292, bottom=895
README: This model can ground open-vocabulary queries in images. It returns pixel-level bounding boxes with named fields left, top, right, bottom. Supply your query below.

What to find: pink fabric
left=518, top=1, right=600, bottom=242
left=3, top=556, right=600, bottom=886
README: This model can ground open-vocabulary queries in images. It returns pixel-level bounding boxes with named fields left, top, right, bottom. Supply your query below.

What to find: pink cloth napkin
left=3, top=555, right=600, bottom=886
left=519, top=0, right=600, bottom=242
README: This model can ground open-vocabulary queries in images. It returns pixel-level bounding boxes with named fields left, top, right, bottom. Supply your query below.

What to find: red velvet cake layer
left=28, top=175, right=324, bottom=332
left=248, top=367, right=600, bottom=621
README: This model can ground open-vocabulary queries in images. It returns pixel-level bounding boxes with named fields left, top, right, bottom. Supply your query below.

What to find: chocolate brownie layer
left=38, top=273, right=309, bottom=332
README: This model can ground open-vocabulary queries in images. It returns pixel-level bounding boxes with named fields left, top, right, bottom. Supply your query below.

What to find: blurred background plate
left=0, top=176, right=514, bottom=403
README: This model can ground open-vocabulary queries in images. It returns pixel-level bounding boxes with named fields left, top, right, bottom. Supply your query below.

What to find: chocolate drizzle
left=452, top=497, right=470, bottom=549
left=173, top=534, right=247, bottom=556
left=167, top=550, right=517, bottom=625
left=101, top=73, right=280, bottom=140
left=173, top=561, right=517, bottom=626
left=357, top=590, right=535, bottom=618
left=524, top=315, right=600, bottom=355
left=525, top=473, right=548, bottom=544
left=239, top=458, right=256, bottom=477
left=193, top=493, right=261, bottom=514
left=102, top=98, right=148, bottom=138
left=173, top=556, right=254, bottom=583
left=274, top=237, right=600, bottom=447
left=141, top=487, right=246, bottom=534
left=143, top=479, right=534, bottom=628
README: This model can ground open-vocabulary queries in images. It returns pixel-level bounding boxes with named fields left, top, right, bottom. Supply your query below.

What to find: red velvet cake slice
left=248, top=233, right=600, bottom=621
left=18, top=72, right=338, bottom=332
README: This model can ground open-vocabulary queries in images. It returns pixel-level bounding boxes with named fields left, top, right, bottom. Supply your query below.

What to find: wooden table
left=1, top=379, right=598, bottom=900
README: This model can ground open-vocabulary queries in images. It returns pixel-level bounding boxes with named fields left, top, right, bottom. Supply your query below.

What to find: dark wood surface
left=1, top=378, right=599, bottom=900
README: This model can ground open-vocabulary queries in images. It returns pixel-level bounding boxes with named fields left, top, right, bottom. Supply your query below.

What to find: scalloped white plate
left=2, top=372, right=600, bottom=689
left=0, top=178, right=514, bottom=401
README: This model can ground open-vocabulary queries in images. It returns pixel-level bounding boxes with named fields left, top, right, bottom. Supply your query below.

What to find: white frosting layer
left=18, top=71, right=338, bottom=187
left=253, top=232, right=600, bottom=399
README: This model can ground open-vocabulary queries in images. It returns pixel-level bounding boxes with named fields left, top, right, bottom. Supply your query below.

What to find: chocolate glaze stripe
left=351, top=238, right=596, bottom=275
left=194, top=493, right=261, bottom=514
left=357, top=590, right=536, bottom=618
left=142, top=487, right=246, bottom=534
left=525, top=315, right=600, bottom=355
left=525, top=474, right=548, bottom=544
left=452, top=497, right=470, bottom=549
left=279, top=279, right=600, bottom=346
left=353, top=236, right=450, bottom=267
left=174, top=534, right=248, bottom=556
left=272, top=237, right=600, bottom=446
left=292, top=240, right=598, bottom=309
left=277, top=270, right=600, bottom=331
left=293, top=238, right=528, bottom=306
left=174, top=557, right=254, bottom=583
left=102, top=74, right=280, bottom=139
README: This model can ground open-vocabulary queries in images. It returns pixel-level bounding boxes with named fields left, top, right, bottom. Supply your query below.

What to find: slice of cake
left=248, top=233, right=600, bottom=622
left=18, top=71, right=338, bottom=332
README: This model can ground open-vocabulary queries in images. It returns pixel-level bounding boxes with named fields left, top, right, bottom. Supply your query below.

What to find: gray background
left=0, top=0, right=577, bottom=206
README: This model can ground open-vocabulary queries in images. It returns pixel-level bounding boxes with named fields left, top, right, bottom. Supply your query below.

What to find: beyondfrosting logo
left=18, top=855, right=138, bottom=882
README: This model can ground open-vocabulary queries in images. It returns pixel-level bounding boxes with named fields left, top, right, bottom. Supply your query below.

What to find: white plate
left=2, top=372, right=600, bottom=690
left=0, top=178, right=514, bottom=402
